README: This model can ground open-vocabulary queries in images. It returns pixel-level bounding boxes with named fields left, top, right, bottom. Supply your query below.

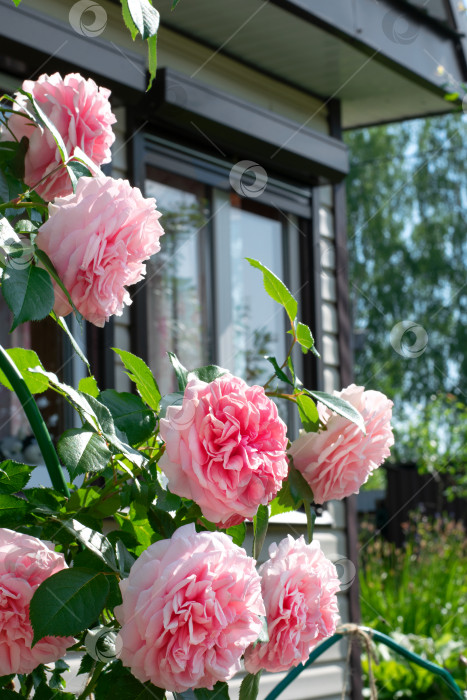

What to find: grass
left=358, top=513, right=467, bottom=698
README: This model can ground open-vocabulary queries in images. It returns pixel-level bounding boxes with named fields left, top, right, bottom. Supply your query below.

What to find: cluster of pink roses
left=1, top=72, right=164, bottom=327
left=160, top=374, right=394, bottom=520
left=115, top=524, right=341, bottom=692
left=0, top=525, right=340, bottom=693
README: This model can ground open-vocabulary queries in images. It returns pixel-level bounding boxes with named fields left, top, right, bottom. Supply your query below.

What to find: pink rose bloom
left=1, top=72, right=116, bottom=201
left=244, top=535, right=340, bottom=674
left=35, top=175, right=164, bottom=326
left=0, top=528, right=74, bottom=675
left=115, top=523, right=265, bottom=693
left=159, top=373, right=288, bottom=527
left=289, top=384, right=394, bottom=504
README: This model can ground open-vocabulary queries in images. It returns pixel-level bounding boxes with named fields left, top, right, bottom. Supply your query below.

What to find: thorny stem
left=77, top=661, right=105, bottom=700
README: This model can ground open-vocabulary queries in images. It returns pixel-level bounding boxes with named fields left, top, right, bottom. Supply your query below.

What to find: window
left=144, top=168, right=211, bottom=395
left=136, top=136, right=313, bottom=433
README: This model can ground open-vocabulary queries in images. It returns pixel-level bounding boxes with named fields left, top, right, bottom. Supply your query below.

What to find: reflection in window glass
left=145, top=171, right=209, bottom=395
left=229, top=202, right=286, bottom=387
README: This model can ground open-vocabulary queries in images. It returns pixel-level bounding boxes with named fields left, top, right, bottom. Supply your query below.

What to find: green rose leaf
left=154, top=477, right=182, bottom=512
left=159, top=391, right=184, bottom=418
left=187, top=365, right=227, bottom=384
left=253, top=504, right=269, bottom=561
left=239, top=672, right=262, bottom=700
left=126, top=0, right=160, bottom=40
left=264, top=355, right=292, bottom=386
left=78, top=375, right=99, bottom=398
left=33, top=683, right=75, bottom=700
left=226, top=522, right=246, bottom=546
left=246, top=258, right=297, bottom=324
left=2, top=265, right=54, bottom=331
left=19, top=89, right=68, bottom=162
left=120, top=0, right=139, bottom=39
left=269, top=479, right=295, bottom=517
left=194, top=683, right=230, bottom=700
left=95, top=660, right=165, bottom=700
left=57, top=429, right=111, bottom=479
left=0, top=169, right=23, bottom=206
left=52, top=313, right=88, bottom=368
left=35, top=251, right=83, bottom=326
left=77, top=653, right=94, bottom=676
left=30, top=568, right=110, bottom=644
left=0, top=493, right=30, bottom=524
left=113, top=348, right=161, bottom=411
left=288, top=459, right=314, bottom=507
left=147, top=506, right=177, bottom=539
left=296, top=393, right=319, bottom=432
left=167, top=351, right=189, bottom=391
left=29, top=368, right=101, bottom=430
left=306, top=389, right=366, bottom=434
left=0, top=348, right=47, bottom=394
left=61, top=519, right=118, bottom=571
left=147, top=33, right=157, bottom=91
left=0, top=460, right=33, bottom=494
left=99, top=389, right=156, bottom=445
left=1, top=691, right=24, bottom=699
left=66, top=160, right=92, bottom=192
left=296, top=321, right=320, bottom=357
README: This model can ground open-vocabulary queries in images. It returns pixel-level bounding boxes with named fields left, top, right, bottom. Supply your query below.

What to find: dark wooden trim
left=300, top=193, right=324, bottom=391
left=345, top=494, right=363, bottom=700
left=328, top=99, right=363, bottom=700
left=141, top=68, right=349, bottom=186
left=334, top=181, right=353, bottom=389
left=0, top=0, right=146, bottom=95
left=86, top=319, right=115, bottom=390
left=128, top=127, right=149, bottom=363
left=328, top=100, right=353, bottom=388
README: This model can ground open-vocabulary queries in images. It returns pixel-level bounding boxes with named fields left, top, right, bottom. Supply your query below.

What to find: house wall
left=5, top=2, right=354, bottom=697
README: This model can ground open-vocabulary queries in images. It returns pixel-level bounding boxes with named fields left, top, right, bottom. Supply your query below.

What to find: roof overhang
left=143, top=68, right=349, bottom=185
left=157, top=0, right=467, bottom=128
left=1, top=0, right=466, bottom=129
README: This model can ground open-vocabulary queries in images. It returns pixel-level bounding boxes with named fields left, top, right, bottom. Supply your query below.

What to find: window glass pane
left=145, top=169, right=209, bottom=395
left=229, top=199, right=286, bottom=386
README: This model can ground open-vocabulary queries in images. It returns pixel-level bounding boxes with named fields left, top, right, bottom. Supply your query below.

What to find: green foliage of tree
left=344, top=114, right=467, bottom=408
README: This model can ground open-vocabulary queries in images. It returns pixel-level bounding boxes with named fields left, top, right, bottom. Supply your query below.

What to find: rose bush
left=1, top=72, right=116, bottom=201
left=244, top=535, right=340, bottom=673
left=35, top=175, right=165, bottom=326
left=289, top=384, right=394, bottom=503
left=0, top=529, right=74, bottom=675
left=159, top=373, right=288, bottom=527
left=0, top=68, right=398, bottom=700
